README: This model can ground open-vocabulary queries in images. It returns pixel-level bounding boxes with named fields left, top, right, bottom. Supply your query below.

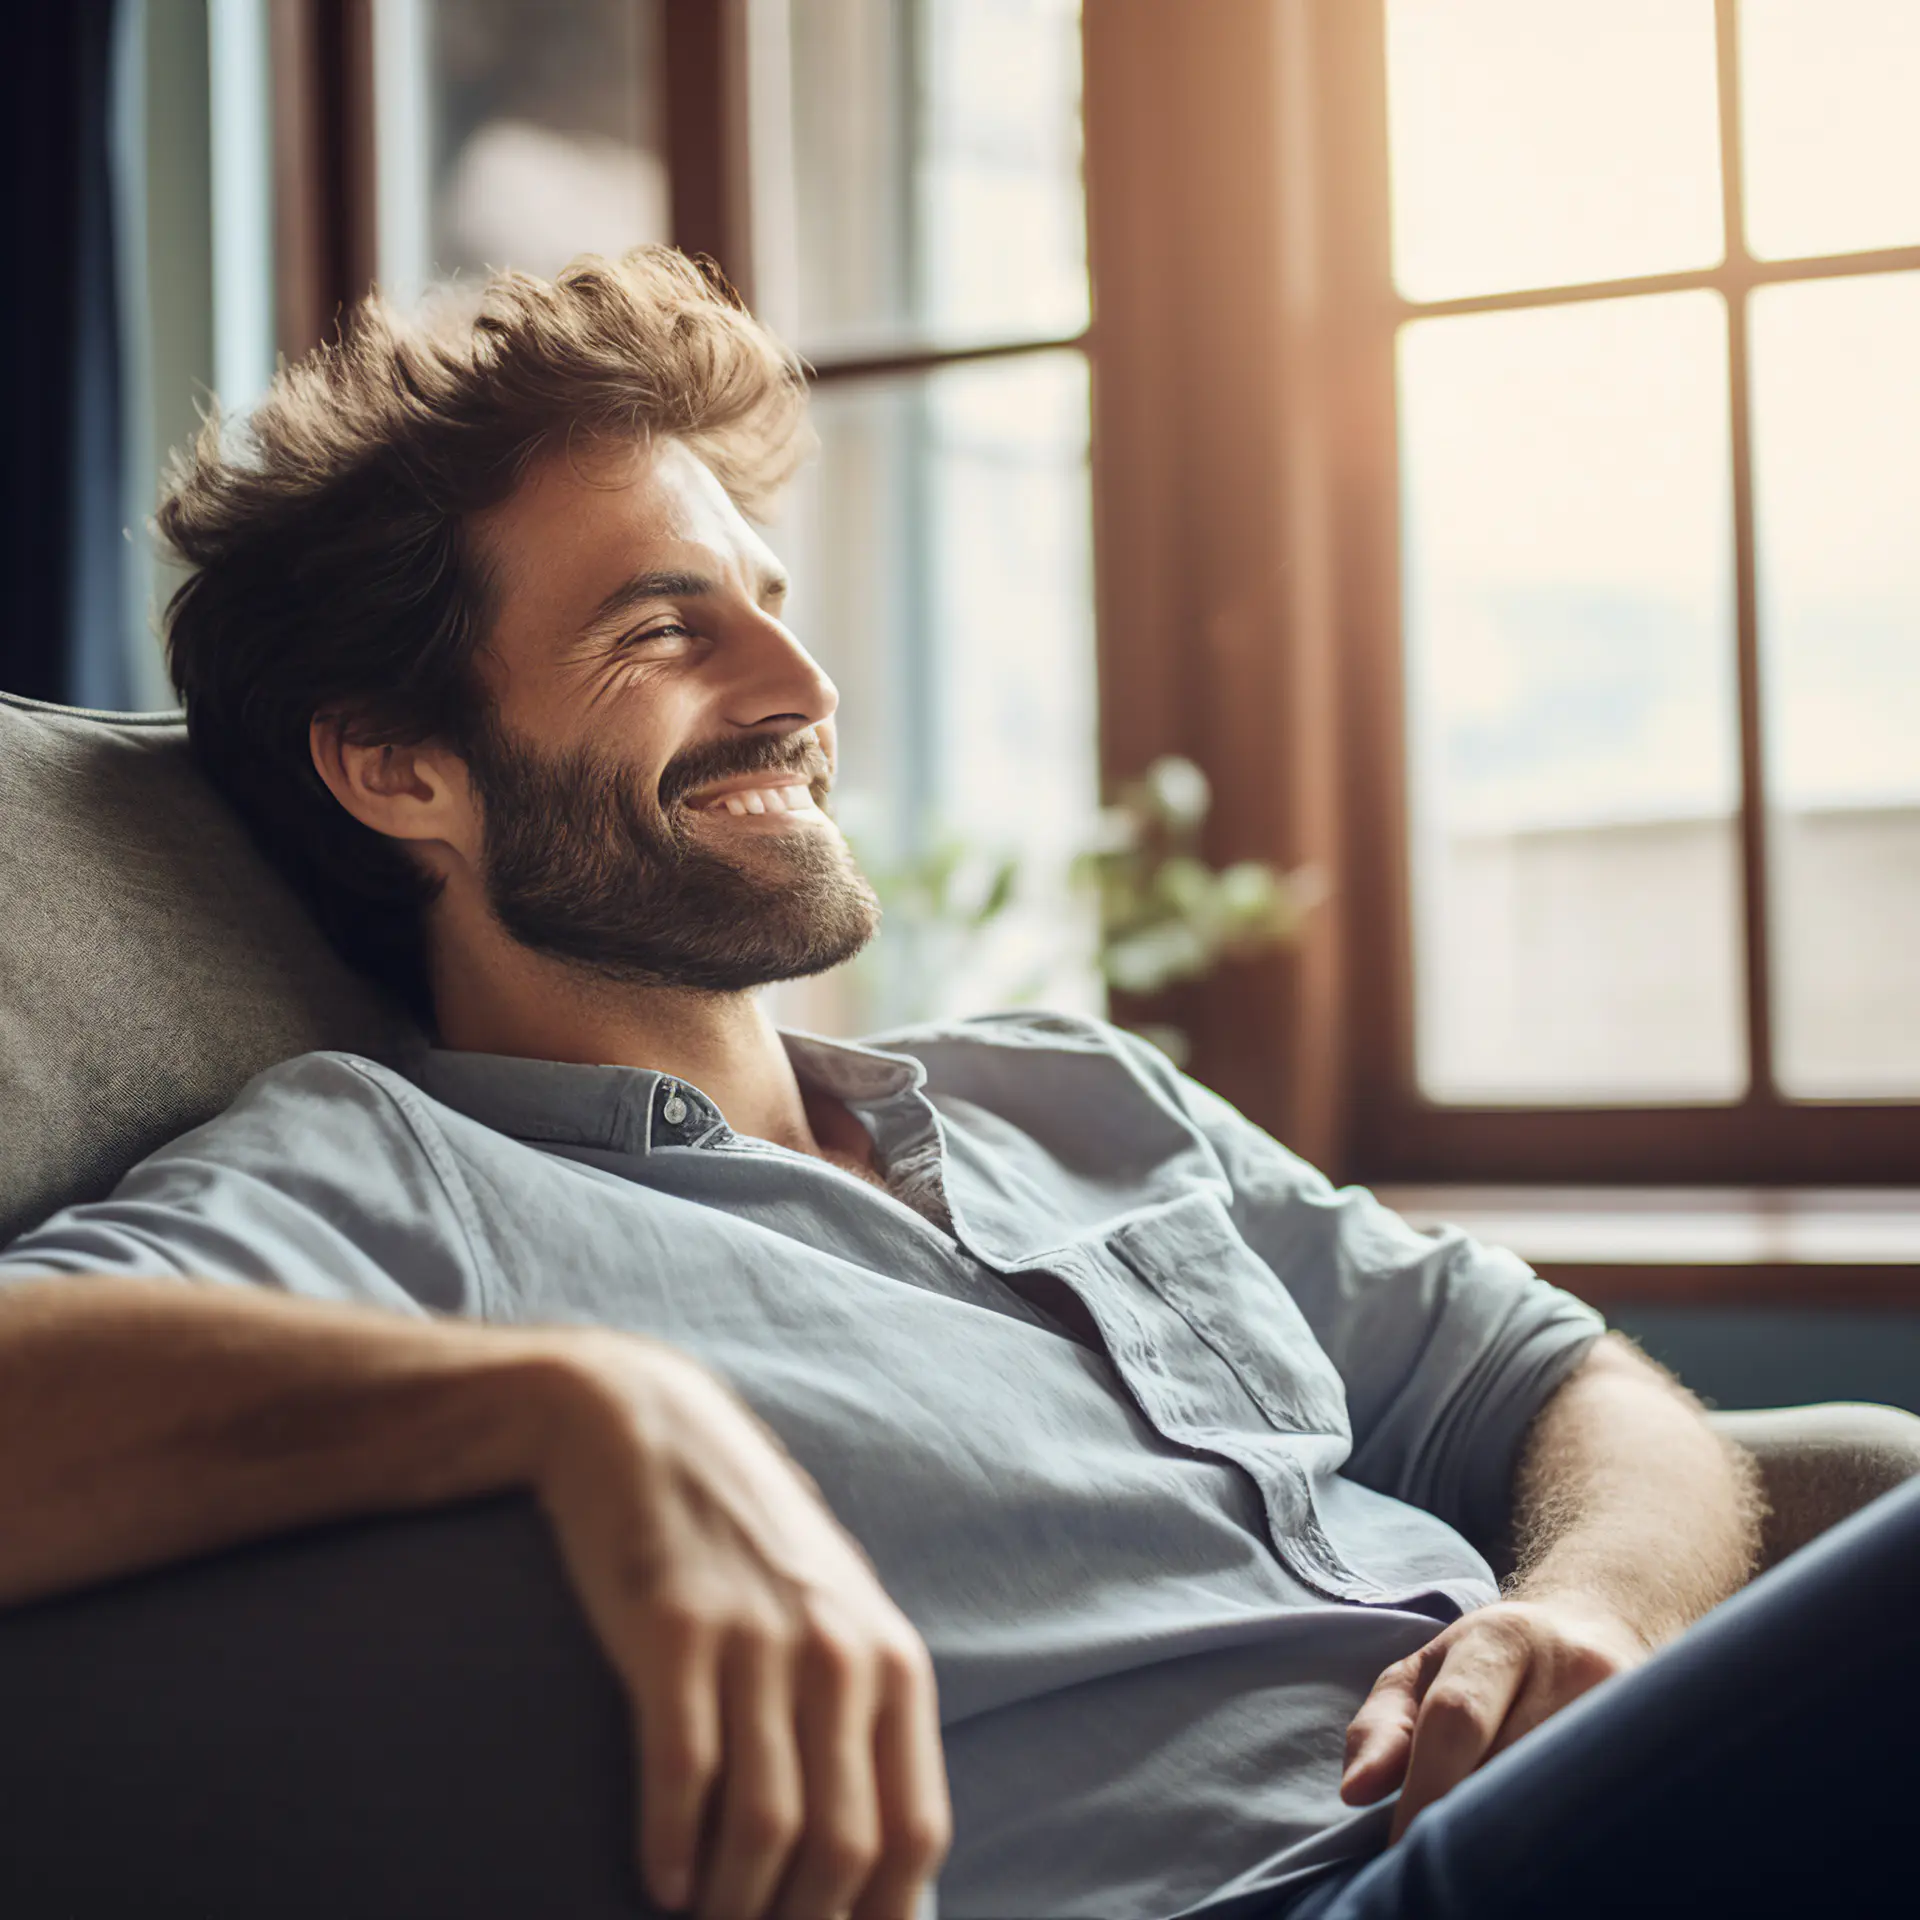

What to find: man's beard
left=463, top=720, right=880, bottom=992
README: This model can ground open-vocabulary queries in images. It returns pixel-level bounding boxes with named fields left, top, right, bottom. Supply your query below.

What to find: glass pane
left=1751, top=272, right=1920, bottom=1096
left=1385, top=0, right=1724, bottom=303
left=1741, top=0, right=1920, bottom=261
left=1398, top=294, right=1744, bottom=1103
left=376, top=0, right=670, bottom=307
left=771, top=353, right=1101, bottom=1033
left=772, top=0, right=1087, bottom=358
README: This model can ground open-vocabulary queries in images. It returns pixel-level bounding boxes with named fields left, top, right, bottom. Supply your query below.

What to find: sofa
left=3, top=690, right=1916, bottom=1916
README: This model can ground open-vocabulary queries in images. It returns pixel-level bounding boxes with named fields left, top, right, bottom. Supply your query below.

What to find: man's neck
left=429, top=924, right=827, bottom=1157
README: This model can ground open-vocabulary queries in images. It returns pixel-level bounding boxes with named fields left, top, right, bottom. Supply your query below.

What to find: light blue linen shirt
left=0, top=1011, right=1604, bottom=1920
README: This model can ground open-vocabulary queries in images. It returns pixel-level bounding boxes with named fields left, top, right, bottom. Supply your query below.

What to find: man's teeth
left=714, top=784, right=816, bottom=817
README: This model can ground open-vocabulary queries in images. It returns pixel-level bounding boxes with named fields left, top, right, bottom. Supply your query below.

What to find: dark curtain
left=1, top=0, right=133, bottom=709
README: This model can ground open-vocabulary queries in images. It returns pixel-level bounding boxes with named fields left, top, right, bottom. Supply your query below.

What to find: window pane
left=376, top=0, right=669, bottom=307
left=1398, top=294, right=1744, bottom=1103
left=1751, top=273, right=1920, bottom=1096
left=1385, top=0, right=1723, bottom=303
left=771, top=0, right=1087, bottom=358
left=772, top=353, right=1100, bottom=1033
left=1741, top=0, right=1920, bottom=261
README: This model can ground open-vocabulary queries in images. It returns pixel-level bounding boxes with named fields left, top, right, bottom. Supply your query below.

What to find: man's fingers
left=1481, top=1661, right=1564, bottom=1766
left=1340, top=1649, right=1430, bottom=1805
left=697, top=1628, right=804, bottom=1920
left=1482, top=1628, right=1624, bottom=1765
left=852, top=1638, right=952, bottom=1920
left=635, top=1611, right=723, bottom=1913
left=770, top=1622, right=883, bottom=1920
left=1388, top=1631, right=1532, bottom=1845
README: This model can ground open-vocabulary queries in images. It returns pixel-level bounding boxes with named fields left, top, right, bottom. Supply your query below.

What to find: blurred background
left=4, top=0, right=1917, bottom=1407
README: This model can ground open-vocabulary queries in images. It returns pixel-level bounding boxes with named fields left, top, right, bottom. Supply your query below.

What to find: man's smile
left=694, top=779, right=820, bottom=821
left=679, top=749, right=834, bottom=829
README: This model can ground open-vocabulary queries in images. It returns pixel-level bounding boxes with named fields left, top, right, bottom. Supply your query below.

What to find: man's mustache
left=657, top=732, right=832, bottom=811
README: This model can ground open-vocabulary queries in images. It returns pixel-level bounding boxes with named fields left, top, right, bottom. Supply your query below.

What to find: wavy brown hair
left=158, top=246, right=811, bottom=1023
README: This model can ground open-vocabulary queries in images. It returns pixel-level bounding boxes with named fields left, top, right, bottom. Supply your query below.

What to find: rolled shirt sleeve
left=0, top=1055, right=489, bottom=1321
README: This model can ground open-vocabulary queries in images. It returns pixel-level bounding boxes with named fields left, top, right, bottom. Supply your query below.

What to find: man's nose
left=724, top=611, right=839, bottom=732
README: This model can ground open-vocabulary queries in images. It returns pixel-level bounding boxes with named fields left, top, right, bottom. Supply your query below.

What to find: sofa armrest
left=1706, top=1402, right=1920, bottom=1571
left=0, top=1494, right=661, bottom=1919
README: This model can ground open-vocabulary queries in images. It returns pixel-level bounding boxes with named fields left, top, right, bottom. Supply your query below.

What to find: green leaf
left=973, top=856, right=1020, bottom=927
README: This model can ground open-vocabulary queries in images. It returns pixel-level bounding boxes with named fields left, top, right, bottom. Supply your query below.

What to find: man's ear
left=309, top=714, right=480, bottom=869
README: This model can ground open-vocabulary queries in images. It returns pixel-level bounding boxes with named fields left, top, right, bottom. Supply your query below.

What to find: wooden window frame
left=1085, top=0, right=1920, bottom=1188
left=1330, top=0, right=1920, bottom=1186
left=270, top=0, right=377, bottom=359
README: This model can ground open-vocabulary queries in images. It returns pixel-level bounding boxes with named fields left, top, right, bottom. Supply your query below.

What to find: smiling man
left=0, top=250, right=1911, bottom=1920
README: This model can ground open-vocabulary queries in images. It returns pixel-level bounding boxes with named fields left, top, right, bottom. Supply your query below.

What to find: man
left=0, top=250, right=1909, bottom=1920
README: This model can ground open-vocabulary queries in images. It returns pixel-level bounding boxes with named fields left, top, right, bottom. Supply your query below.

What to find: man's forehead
left=474, top=435, right=783, bottom=626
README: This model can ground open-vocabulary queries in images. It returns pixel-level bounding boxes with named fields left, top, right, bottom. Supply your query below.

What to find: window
left=116, top=1, right=283, bottom=710
left=372, top=0, right=671, bottom=305
left=1328, top=0, right=1920, bottom=1182
left=138, top=0, right=1920, bottom=1190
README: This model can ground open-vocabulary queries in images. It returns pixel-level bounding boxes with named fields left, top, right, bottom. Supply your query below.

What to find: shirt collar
left=414, top=1028, right=926, bottom=1156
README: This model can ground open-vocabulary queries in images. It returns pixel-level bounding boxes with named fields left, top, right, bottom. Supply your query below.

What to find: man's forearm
left=0, top=1274, right=955, bottom=1916
left=0, top=1276, right=580, bottom=1608
left=1504, top=1332, right=1765, bottom=1647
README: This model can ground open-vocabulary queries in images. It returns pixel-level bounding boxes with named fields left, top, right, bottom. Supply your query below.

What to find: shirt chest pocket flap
left=1109, top=1193, right=1351, bottom=1441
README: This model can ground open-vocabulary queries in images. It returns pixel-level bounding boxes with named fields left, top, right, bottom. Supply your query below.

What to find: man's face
left=457, top=435, right=879, bottom=990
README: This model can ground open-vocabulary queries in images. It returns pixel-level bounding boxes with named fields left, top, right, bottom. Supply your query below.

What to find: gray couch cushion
left=0, top=693, right=417, bottom=1246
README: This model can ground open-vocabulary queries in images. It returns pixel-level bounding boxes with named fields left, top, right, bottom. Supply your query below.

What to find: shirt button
left=662, top=1092, right=688, bottom=1125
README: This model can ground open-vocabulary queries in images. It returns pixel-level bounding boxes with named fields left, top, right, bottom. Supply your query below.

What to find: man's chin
left=504, top=852, right=880, bottom=993
left=477, top=761, right=877, bottom=991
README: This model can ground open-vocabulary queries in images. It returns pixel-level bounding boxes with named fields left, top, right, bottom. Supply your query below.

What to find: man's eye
left=625, top=623, right=695, bottom=652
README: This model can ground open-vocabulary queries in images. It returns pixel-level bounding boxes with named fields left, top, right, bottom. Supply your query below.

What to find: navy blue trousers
left=1273, top=1473, right=1920, bottom=1920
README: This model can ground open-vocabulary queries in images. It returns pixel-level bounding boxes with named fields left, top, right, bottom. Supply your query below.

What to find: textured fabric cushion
left=0, top=693, right=417, bottom=1246
left=1707, top=1402, right=1920, bottom=1569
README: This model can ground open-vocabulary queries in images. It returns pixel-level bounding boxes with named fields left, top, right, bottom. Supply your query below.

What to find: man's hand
left=1338, top=1335, right=1762, bottom=1847
left=0, top=1280, right=949, bottom=1920
left=1340, top=1597, right=1648, bottom=1843
left=531, top=1332, right=951, bottom=1920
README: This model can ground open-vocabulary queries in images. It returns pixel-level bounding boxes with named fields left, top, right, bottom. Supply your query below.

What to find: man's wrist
left=499, top=1326, right=707, bottom=1500
left=1499, top=1573, right=1667, bottom=1655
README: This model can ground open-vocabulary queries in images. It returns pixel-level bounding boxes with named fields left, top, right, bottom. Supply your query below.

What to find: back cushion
left=0, top=694, right=417, bottom=1246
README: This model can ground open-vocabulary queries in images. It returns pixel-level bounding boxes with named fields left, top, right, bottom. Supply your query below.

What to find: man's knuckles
left=1553, top=1634, right=1633, bottom=1689
left=645, top=1711, right=722, bottom=1779
left=1472, top=1608, right=1541, bottom=1659
left=647, top=1584, right=734, bottom=1650
left=873, top=1628, right=936, bottom=1696
left=1416, top=1680, right=1500, bottom=1742
left=1516, top=1606, right=1644, bottom=1683
left=886, top=1809, right=953, bottom=1876
left=801, top=1820, right=884, bottom=1883
left=727, top=1786, right=807, bottom=1852
left=794, top=1613, right=873, bottom=1689
left=1465, top=1601, right=1639, bottom=1678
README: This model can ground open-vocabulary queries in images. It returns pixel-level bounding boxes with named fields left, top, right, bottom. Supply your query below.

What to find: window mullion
left=663, top=0, right=753, bottom=297
left=268, top=0, right=376, bottom=359
left=1715, top=0, right=1777, bottom=1104
left=807, top=331, right=1092, bottom=387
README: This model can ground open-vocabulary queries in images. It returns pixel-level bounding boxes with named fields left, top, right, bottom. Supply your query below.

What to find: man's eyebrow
left=579, top=566, right=791, bottom=635
left=581, top=569, right=720, bottom=634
